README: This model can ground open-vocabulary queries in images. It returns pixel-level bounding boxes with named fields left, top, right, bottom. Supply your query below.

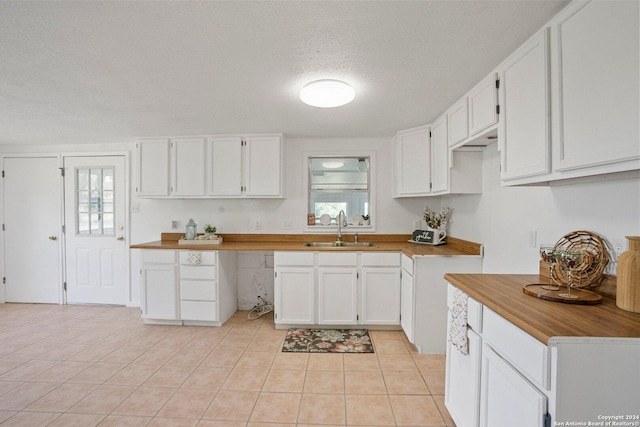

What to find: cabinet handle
left=48, top=235, right=57, bottom=241
left=117, top=236, right=125, bottom=241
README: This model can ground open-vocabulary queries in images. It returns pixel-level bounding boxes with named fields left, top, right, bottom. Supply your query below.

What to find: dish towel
left=448, top=288, right=469, bottom=355
left=187, top=250, right=202, bottom=266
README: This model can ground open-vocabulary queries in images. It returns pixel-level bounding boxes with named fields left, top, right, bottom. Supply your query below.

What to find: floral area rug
left=282, top=329, right=374, bottom=353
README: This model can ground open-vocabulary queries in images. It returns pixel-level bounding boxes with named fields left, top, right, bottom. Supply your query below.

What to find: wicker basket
left=551, top=230, right=609, bottom=288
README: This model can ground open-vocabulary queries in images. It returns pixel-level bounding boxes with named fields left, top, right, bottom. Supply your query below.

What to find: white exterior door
left=64, top=156, right=128, bottom=305
left=3, top=156, right=62, bottom=303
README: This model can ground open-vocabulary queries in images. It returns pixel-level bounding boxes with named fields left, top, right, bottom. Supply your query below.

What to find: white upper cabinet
left=447, top=98, right=469, bottom=147
left=393, top=125, right=431, bottom=197
left=171, top=138, right=207, bottom=196
left=498, top=29, right=551, bottom=182
left=209, top=136, right=243, bottom=196
left=137, top=139, right=170, bottom=196
left=468, top=73, right=499, bottom=138
left=550, top=0, right=639, bottom=174
left=430, top=114, right=449, bottom=194
left=244, top=135, right=283, bottom=197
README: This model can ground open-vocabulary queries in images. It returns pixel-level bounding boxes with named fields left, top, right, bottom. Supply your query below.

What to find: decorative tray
left=523, top=283, right=602, bottom=305
left=179, top=236, right=223, bottom=245
left=407, top=240, right=446, bottom=246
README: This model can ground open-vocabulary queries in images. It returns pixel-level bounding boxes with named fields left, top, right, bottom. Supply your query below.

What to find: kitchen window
left=305, top=153, right=375, bottom=231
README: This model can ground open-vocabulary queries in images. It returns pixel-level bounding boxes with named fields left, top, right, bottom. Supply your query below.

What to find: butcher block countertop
left=444, top=273, right=640, bottom=345
left=131, top=233, right=483, bottom=257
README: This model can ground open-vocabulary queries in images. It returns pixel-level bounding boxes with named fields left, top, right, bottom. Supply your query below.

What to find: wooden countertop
left=131, top=233, right=483, bottom=257
left=444, top=273, right=640, bottom=345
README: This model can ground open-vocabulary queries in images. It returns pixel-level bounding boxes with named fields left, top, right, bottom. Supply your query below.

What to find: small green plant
left=204, top=224, right=217, bottom=234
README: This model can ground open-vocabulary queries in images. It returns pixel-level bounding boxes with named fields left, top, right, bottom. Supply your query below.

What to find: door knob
left=48, top=236, right=57, bottom=241
left=117, top=236, right=125, bottom=241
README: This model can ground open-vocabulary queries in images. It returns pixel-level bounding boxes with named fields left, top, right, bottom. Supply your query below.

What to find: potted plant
left=362, top=214, right=370, bottom=226
left=423, top=207, right=450, bottom=230
left=204, top=224, right=217, bottom=236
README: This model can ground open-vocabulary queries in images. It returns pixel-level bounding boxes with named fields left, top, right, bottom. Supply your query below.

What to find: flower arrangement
left=423, top=207, right=451, bottom=229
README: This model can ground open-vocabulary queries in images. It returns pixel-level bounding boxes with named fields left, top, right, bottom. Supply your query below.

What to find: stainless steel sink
left=303, top=241, right=376, bottom=248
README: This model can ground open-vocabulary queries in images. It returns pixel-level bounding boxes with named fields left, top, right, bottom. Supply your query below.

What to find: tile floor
left=0, top=304, right=455, bottom=426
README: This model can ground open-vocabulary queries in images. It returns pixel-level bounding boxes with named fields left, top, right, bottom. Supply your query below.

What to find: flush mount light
left=300, top=79, right=355, bottom=108
left=322, top=161, right=344, bottom=169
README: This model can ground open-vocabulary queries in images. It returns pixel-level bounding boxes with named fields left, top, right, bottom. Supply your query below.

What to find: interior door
left=3, top=156, right=62, bottom=303
left=64, top=156, right=127, bottom=305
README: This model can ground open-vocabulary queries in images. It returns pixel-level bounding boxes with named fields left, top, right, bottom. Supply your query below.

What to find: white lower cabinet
left=140, top=249, right=237, bottom=326
left=445, top=329, right=481, bottom=427
left=400, top=255, right=415, bottom=342
left=274, top=251, right=401, bottom=328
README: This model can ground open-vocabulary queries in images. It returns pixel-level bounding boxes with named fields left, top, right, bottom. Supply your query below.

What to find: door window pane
left=75, top=167, right=115, bottom=236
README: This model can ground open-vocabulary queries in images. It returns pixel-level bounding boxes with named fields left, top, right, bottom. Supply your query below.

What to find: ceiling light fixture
left=322, top=161, right=344, bottom=169
left=300, top=79, right=355, bottom=108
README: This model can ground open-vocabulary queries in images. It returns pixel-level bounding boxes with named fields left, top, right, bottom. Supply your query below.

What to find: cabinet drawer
left=274, top=251, right=314, bottom=266
left=180, top=280, right=217, bottom=301
left=141, top=250, right=176, bottom=264
left=180, top=265, right=217, bottom=280
left=179, top=250, right=217, bottom=266
left=401, top=255, right=413, bottom=272
left=447, top=284, right=482, bottom=332
left=483, top=308, right=549, bottom=390
left=181, top=300, right=218, bottom=321
left=318, top=252, right=357, bottom=266
left=362, top=252, right=400, bottom=267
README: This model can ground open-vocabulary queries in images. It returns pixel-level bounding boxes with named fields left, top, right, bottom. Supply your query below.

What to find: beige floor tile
left=67, top=344, right=118, bottom=362
left=166, top=348, right=212, bottom=367
left=69, top=362, right=127, bottom=384
left=32, top=360, right=93, bottom=382
left=261, top=369, right=306, bottom=393
left=183, top=336, right=223, bottom=351
left=345, top=394, right=395, bottom=426
left=0, top=381, right=23, bottom=397
left=247, top=335, right=283, bottom=353
left=303, top=370, right=345, bottom=394
left=297, top=393, right=346, bottom=425
left=156, top=388, right=217, bottom=419
left=389, top=395, right=446, bottom=426
left=196, top=421, right=247, bottom=427
left=345, top=371, right=387, bottom=394
left=0, top=410, right=61, bottom=427
left=0, top=382, right=60, bottom=411
left=0, top=359, right=59, bottom=381
left=46, top=413, right=106, bottom=427
left=201, top=349, right=243, bottom=368
left=144, top=364, right=195, bottom=388
left=97, top=414, right=152, bottom=426
left=69, top=384, right=136, bottom=414
left=422, top=370, right=446, bottom=395
left=36, top=343, right=89, bottom=361
left=373, top=339, right=410, bottom=355
left=112, top=386, right=177, bottom=417
left=370, top=330, right=406, bottom=340
left=148, top=418, right=198, bottom=427
left=0, top=359, right=25, bottom=376
left=383, top=371, right=429, bottom=395
left=26, top=382, right=96, bottom=412
left=413, top=354, right=446, bottom=372
left=307, top=353, right=344, bottom=371
left=249, top=392, right=301, bottom=424
left=270, top=352, right=309, bottom=371
left=182, top=366, right=230, bottom=390
left=221, top=368, right=268, bottom=392
left=202, top=390, right=259, bottom=421
left=343, top=353, right=380, bottom=372
left=100, top=346, right=148, bottom=364
left=0, top=410, right=17, bottom=423
left=234, top=351, right=275, bottom=370
left=433, top=394, right=456, bottom=427
left=106, top=363, right=160, bottom=386
left=133, top=347, right=179, bottom=365
left=377, top=354, right=418, bottom=372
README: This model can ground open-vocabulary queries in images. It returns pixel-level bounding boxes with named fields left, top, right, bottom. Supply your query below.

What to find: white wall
left=442, top=144, right=640, bottom=274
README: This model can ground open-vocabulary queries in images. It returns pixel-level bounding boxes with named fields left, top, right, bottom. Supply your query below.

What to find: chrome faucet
left=336, top=210, right=347, bottom=241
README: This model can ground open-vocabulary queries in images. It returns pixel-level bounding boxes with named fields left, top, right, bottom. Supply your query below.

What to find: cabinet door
left=551, top=0, right=639, bottom=172
left=244, top=135, right=282, bottom=197
left=430, top=114, right=449, bottom=194
left=480, top=345, right=547, bottom=427
left=361, top=268, right=401, bottom=325
left=318, top=268, right=358, bottom=325
left=499, top=29, right=550, bottom=181
left=141, top=263, right=178, bottom=320
left=445, top=329, right=481, bottom=427
left=400, top=268, right=415, bottom=343
left=274, top=268, right=315, bottom=324
left=171, top=138, right=207, bottom=196
left=209, top=136, right=243, bottom=196
left=137, top=139, right=170, bottom=196
left=448, top=98, right=469, bottom=147
left=468, top=73, right=498, bottom=137
left=393, top=126, right=431, bottom=197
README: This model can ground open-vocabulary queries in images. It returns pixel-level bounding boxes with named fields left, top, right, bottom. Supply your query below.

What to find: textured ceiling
left=0, top=1, right=569, bottom=145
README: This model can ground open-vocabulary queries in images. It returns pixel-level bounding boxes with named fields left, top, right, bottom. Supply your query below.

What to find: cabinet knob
left=48, top=235, right=57, bottom=241
left=117, top=236, right=125, bottom=241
